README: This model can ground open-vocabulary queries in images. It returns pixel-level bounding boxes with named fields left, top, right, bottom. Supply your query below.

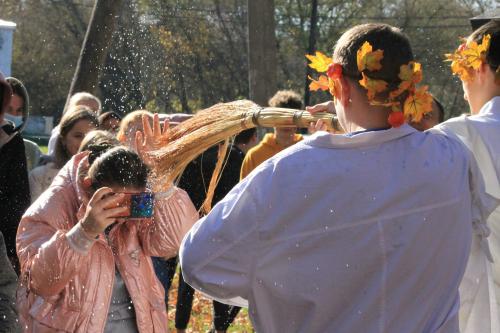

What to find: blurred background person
left=29, top=106, right=98, bottom=202
left=6, top=77, right=42, bottom=171
left=410, top=96, right=445, bottom=131
left=98, top=111, right=122, bottom=133
left=174, top=128, right=257, bottom=333
left=240, top=90, right=303, bottom=179
left=116, top=109, right=152, bottom=151
left=0, top=231, right=20, bottom=332
left=0, top=71, right=30, bottom=273
left=47, top=92, right=101, bottom=156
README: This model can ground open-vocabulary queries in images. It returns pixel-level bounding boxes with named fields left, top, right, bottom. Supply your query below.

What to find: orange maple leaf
left=357, top=41, right=384, bottom=72
left=308, top=75, right=330, bottom=91
left=306, top=51, right=333, bottom=73
left=359, top=72, right=387, bottom=100
left=390, top=62, right=423, bottom=99
left=403, top=86, right=433, bottom=122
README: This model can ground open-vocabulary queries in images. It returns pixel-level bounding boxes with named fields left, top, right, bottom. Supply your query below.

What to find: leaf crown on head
left=445, top=34, right=494, bottom=82
left=306, top=41, right=433, bottom=128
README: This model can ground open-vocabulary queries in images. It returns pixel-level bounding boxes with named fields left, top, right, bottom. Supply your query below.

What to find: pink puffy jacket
left=16, top=152, right=198, bottom=332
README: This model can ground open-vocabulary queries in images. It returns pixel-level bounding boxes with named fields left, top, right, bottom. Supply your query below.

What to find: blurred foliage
left=0, top=0, right=496, bottom=120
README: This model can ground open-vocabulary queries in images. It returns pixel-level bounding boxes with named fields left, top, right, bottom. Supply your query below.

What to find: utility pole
left=247, top=0, right=278, bottom=106
left=304, top=0, right=319, bottom=106
left=66, top=0, right=123, bottom=106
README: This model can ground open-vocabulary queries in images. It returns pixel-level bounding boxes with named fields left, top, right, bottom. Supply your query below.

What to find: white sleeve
left=468, top=153, right=500, bottom=262
left=47, top=125, right=59, bottom=156
left=179, top=179, right=260, bottom=307
left=29, top=168, right=43, bottom=204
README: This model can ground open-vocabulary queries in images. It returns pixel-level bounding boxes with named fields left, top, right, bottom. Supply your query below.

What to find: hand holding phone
left=120, top=192, right=155, bottom=218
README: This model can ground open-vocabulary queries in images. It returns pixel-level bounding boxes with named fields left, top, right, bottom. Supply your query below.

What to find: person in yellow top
left=240, top=90, right=303, bottom=179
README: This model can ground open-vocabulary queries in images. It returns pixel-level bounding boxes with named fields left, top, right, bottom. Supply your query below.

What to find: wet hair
left=117, top=110, right=152, bottom=144
left=98, top=111, right=122, bottom=127
left=469, top=20, right=500, bottom=72
left=268, top=90, right=303, bottom=109
left=78, top=130, right=120, bottom=164
left=54, top=106, right=98, bottom=168
left=234, top=128, right=257, bottom=145
left=88, top=146, right=149, bottom=191
left=334, top=23, right=413, bottom=101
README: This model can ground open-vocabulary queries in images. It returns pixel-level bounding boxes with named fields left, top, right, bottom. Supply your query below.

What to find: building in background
left=0, top=19, right=16, bottom=76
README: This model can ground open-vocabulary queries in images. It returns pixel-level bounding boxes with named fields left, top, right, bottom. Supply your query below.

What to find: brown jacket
left=16, top=152, right=198, bottom=332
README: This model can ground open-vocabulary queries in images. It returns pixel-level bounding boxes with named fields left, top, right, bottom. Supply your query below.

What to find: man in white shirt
left=180, top=23, right=497, bottom=333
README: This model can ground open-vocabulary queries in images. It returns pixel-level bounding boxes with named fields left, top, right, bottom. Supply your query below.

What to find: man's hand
left=308, top=119, right=328, bottom=134
left=80, top=188, right=127, bottom=238
left=306, top=100, right=336, bottom=114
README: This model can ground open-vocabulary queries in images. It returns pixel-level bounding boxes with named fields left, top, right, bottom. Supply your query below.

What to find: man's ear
left=478, top=62, right=494, bottom=84
left=337, top=76, right=351, bottom=108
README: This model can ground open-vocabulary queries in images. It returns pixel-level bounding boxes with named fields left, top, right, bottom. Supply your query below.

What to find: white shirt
left=29, top=162, right=59, bottom=203
left=436, top=97, right=500, bottom=333
left=180, top=125, right=489, bottom=333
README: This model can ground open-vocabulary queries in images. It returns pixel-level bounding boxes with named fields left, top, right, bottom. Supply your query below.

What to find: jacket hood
left=0, top=71, right=12, bottom=117
left=52, top=151, right=91, bottom=210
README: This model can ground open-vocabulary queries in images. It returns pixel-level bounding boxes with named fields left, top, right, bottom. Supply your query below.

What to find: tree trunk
left=304, top=0, right=319, bottom=107
left=66, top=0, right=123, bottom=107
left=247, top=0, right=277, bottom=106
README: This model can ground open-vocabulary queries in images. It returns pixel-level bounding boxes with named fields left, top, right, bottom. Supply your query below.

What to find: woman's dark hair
left=54, top=106, right=98, bottom=168
left=469, top=20, right=500, bottom=71
left=6, top=77, right=29, bottom=113
left=88, top=147, right=149, bottom=190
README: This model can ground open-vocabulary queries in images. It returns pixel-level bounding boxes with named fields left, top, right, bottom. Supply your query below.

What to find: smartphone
left=120, top=192, right=155, bottom=218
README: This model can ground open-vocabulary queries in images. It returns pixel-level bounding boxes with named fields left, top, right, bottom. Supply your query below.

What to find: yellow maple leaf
left=308, top=75, right=330, bottom=91
left=359, top=73, right=387, bottom=100
left=403, top=86, right=433, bottom=122
left=357, top=41, right=384, bottom=72
left=306, top=51, right=333, bottom=73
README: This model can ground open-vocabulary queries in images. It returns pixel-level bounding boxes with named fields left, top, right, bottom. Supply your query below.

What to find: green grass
left=40, top=145, right=48, bottom=154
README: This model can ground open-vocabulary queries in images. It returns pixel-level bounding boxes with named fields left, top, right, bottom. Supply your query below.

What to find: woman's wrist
left=80, top=219, right=101, bottom=239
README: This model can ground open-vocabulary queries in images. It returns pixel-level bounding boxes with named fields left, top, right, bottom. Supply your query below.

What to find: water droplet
left=315, top=266, right=320, bottom=271
left=295, top=243, right=300, bottom=248
left=324, top=225, right=329, bottom=230
left=345, top=263, right=350, bottom=268
left=329, top=209, right=334, bottom=213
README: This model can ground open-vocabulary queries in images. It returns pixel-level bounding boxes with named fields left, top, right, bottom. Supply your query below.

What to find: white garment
left=29, top=162, right=59, bottom=203
left=180, top=125, right=491, bottom=333
left=436, top=96, right=500, bottom=333
left=47, top=125, right=59, bottom=157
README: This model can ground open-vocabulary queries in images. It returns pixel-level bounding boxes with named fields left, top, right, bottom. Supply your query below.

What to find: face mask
left=4, top=114, right=23, bottom=128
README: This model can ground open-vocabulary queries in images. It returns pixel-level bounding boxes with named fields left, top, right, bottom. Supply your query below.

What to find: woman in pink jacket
left=16, top=118, right=198, bottom=332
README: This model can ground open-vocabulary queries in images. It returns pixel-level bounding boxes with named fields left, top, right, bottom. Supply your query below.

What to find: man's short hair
left=334, top=23, right=413, bottom=103
left=268, top=90, right=303, bottom=109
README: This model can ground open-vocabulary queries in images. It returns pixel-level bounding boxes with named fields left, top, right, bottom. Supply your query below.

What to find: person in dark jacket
left=0, top=231, right=20, bottom=333
left=0, top=72, right=30, bottom=273
left=175, top=128, right=257, bottom=333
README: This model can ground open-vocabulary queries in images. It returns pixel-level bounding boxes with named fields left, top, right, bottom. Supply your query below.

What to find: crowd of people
left=0, top=20, right=498, bottom=333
